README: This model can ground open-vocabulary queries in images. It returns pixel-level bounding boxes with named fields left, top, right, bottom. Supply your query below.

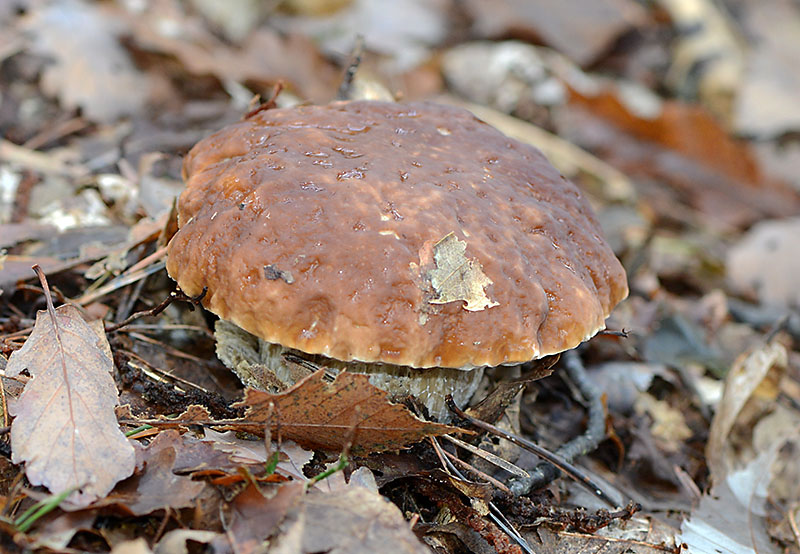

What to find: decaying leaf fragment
left=239, top=370, right=460, bottom=454
left=426, top=232, right=499, bottom=312
left=6, top=302, right=135, bottom=506
left=269, top=485, right=430, bottom=554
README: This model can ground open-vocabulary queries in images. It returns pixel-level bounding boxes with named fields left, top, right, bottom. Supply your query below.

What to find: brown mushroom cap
left=166, top=100, right=628, bottom=369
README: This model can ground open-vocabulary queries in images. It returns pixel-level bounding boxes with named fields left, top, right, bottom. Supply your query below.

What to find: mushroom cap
left=166, top=101, right=628, bottom=369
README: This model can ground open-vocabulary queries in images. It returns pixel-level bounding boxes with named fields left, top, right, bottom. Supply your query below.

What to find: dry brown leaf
left=269, top=486, right=429, bottom=554
left=125, top=0, right=337, bottom=102
left=104, top=430, right=205, bottom=515
left=6, top=302, right=135, bottom=506
left=200, top=429, right=314, bottom=481
left=224, top=482, right=304, bottom=554
left=532, top=515, right=680, bottom=554
left=238, top=370, right=459, bottom=454
left=426, top=232, right=499, bottom=312
left=462, top=0, right=645, bottom=66
left=726, top=217, right=800, bottom=308
left=23, top=1, right=149, bottom=123
left=706, top=339, right=788, bottom=480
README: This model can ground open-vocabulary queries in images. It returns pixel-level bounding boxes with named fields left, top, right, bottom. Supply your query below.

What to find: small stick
left=105, top=287, right=206, bottom=333
left=337, top=36, right=365, bottom=100
left=244, top=82, right=284, bottom=120
left=446, top=394, right=619, bottom=507
left=513, top=349, right=607, bottom=495
left=441, top=448, right=513, bottom=495
left=429, top=436, right=534, bottom=554
left=441, top=434, right=529, bottom=479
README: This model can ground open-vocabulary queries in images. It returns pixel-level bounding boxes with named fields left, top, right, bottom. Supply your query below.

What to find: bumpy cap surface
left=166, top=101, right=628, bottom=369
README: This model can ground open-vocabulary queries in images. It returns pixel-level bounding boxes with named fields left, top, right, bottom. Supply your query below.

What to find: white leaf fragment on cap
left=427, top=232, right=499, bottom=312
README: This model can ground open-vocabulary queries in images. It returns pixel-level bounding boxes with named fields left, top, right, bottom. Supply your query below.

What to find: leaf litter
left=3, top=0, right=800, bottom=552
left=5, top=268, right=135, bottom=506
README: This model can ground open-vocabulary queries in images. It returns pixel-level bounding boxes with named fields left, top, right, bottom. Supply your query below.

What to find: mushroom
left=165, top=100, right=628, bottom=421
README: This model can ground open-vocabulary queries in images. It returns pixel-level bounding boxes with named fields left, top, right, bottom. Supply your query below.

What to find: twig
left=446, top=395, right=619, bottom=507
left=244, top=82, right=284, bottom=119
left=429, top=436, right=534, bottom=554
left=75, top=256, right=167, bottom=307
left=513, top=349, right=607, bottom=495
left=440, top=448, right=513, bottom=495
left=337, top=35, right=365, bottom=100
left=598, top=328, right=629, bottom=338
left=105, top=287, right=206, bottom=333
left=441, top=434, right=529, bottom=479
left=123, top=350, right=206, bottom=393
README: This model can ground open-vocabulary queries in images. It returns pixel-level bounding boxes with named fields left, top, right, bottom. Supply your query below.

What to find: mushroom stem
left=509, top=349, right=606, bottom=495
left=214, top=319, right=485, bottom=421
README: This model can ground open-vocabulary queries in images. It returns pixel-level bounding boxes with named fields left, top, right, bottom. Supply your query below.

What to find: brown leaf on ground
left=269, top=486, right=429, bottom=554
left=199, top=429, right=314, bottom=481
left=237, top=370, right=460, bottom=454
left=125, top=0, right=338, bottom=102
left=152, top=529, right=225, bottom=553
left=726, top=217, right=800, bottom=308
left=0, top=222, right=58, bottom=249
left=224, top=482, right=304, bottom=554
left=462, top=0, right=646, bottom=66
left=562, top=90, right=800, bottom=228
left=6, top=302, right=135, bottom=506
left=706, top=339, right=788, bottom=480
left=23, top=1, right=150, bottom=122
left=103, top=430, right=205, bottom=515
left=531, top=515, right=679, bottom=554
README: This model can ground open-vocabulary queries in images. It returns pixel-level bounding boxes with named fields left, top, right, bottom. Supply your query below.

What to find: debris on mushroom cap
left=166, top=100, right=628, bottom=370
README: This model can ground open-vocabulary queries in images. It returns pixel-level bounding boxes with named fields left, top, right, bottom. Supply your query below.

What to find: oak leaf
left=238, top=370, right=459, bottom=454
left=6, top=303, right=135, bottom=506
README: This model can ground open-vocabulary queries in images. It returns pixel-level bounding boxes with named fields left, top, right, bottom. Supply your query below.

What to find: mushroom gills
left=215, top=319, right=484, bottom=421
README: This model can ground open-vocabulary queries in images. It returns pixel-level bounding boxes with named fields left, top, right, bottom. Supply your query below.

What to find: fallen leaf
left=532, top=515, right=680, bottom=554
left=238, top=370, right=459, bottom=454
left=109, top=538, right=153, bottom=554
left=426, top=232, right=499, bottom=312
left=734, top=0, right=800, bottom=136
left=23, top=0, right=149, bottom=123
left=658, top=0, right=743, bottom=122
left=0, top=255, right=70, bottom=291
left=563, top=82, right=800, bottom=228
left=200, top=429, right=313, bottom=481
left=706, top=340, right=788, bottom=480
left=273, top=0, right=449, bottom=72
left=269, top=486, right=429, bottom=554
left=6, top=297, right=135, bottom=506
left=461, top=0, right=645, bottom=66
left=634, top=393, right=693, bottom=453
left=0, top=222, right=58, bottom=249
left=681, top=445, right=786, bottom=554
left=223, top=482, right=304, bottom=554
left=126, top=0, right=337, bottom=101
left=30, top=511, right=97, bottom=551
left=726, top=217, right=800, bottom=308
left=153, top=529, right=225, bottom=554
left=105, top=430, right=205, bottom=515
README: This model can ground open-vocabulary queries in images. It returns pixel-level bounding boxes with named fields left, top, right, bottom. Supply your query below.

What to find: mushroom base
left=215, top=319, right=484, bottom=421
